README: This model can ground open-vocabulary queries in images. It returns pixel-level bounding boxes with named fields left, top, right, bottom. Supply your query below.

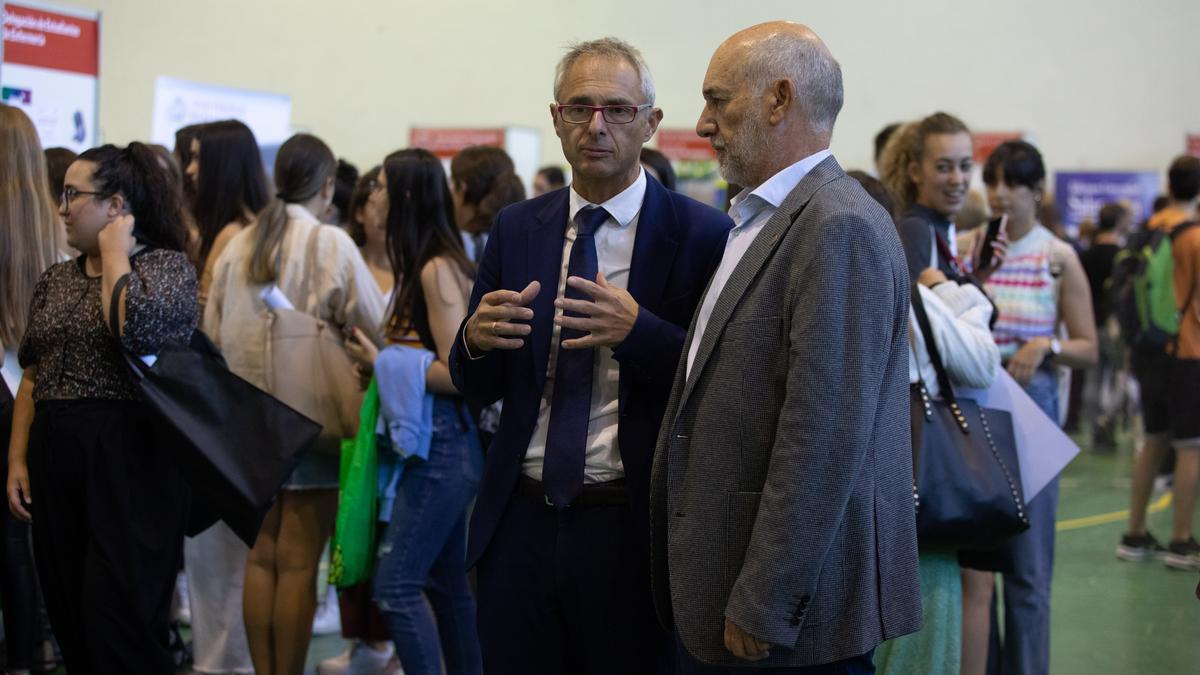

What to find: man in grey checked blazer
left=650, top=22, right=922, bottom=672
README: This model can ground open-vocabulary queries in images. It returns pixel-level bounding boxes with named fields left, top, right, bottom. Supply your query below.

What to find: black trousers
left=27, top=399, right=188, bottom=674
left=0, top=390, right=43, bottom=671
left=674, top=639, right=875, bottom=674
left=475, top=488, right=670, bottom=675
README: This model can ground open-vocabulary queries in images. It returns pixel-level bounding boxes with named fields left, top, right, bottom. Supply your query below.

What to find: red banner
left=2, top=4, right=99, bottom=76
left=409, top=128, right=505, bottom=158
left=1188, top=134, right=1200, bottom=158
left=656, top=129, right=716, bottom=161
left=973, top=131, right=1023, bottom=165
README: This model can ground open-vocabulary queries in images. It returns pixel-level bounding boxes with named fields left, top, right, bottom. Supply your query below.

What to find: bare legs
left=1171, top=448, right=1199, bottom=541
left=1128, top=433, right=1171, bottom=536
left=244, top=489, right=338, bottom=675
left=960, top=568, right=993, bottom=675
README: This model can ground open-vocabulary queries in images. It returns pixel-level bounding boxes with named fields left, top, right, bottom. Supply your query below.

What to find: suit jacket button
left=789, top=617, right=800, bottom=628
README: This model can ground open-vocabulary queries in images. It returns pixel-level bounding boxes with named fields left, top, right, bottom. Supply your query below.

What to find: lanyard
left=934, top=230, right=964, bottom=278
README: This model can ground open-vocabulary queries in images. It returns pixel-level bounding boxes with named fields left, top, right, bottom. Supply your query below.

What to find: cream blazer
left=203, top=204, right=386, bottom=389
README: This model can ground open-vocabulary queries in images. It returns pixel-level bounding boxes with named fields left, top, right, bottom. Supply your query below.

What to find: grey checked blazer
left=650, top=157, right=922, bottom=667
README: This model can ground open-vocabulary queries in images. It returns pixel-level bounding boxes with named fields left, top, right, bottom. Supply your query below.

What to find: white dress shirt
left=686, top=150, right=832, bottom=379
left=523, top=169, right=647, bottom=483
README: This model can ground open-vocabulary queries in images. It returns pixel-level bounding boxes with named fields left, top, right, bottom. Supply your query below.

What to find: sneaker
left=317, top=641, right=355, bottom=675
left=312, top=585, right=342, bottom=636
left=381, top=654, right=404, bottom=675
left=348, top=642, right=395, bottom=675
left=1116, top=531, right=1168, bottom=561
left=1164, top=537, right=1200, bottom=571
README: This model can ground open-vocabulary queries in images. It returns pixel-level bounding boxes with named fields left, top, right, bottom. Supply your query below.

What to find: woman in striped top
left=968, top=140, right=1097, bottom=675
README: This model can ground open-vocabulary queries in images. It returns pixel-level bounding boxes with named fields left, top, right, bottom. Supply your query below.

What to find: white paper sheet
left=260, top=285, right=294, bottom=311
left=958, top=370, right=1080, bottom=500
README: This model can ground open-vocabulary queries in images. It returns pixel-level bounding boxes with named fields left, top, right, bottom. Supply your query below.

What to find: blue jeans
left=990, top=368, right=1059, bottom=675
left=373, top=396, right=484, bottom=675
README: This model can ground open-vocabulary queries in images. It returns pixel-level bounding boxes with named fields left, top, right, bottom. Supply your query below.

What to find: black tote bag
left=110, top=275, right=318, bottom=546
left=910, top=283, right=1029, bottom=550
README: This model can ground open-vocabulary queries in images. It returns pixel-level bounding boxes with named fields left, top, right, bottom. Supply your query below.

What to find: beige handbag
left=263, top=226, right=362, bottom=455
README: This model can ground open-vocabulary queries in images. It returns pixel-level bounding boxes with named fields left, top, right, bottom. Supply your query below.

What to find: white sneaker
left=312, top=585, right=342, bottom=636
left=380, top=654, right=404, bottom=675
left=317, top=641, right=356, bottom=675
left=348, top=642, right=396, bottom=675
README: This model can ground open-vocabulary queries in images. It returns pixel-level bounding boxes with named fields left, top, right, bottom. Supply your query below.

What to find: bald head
left=697, top=22, right=843, bottom=187
left=716, top=22, right=843, bottom=138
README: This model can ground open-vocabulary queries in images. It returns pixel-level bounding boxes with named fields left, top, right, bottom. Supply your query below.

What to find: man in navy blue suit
left=449, top=37, right=732, bottom=675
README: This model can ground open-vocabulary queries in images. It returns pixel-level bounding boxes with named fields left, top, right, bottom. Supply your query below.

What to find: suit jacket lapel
left=676, top=156, right=844, bottom=410
left=627, top=176, right=679, bottom=310
left=528, top=190, right=570, bottom=388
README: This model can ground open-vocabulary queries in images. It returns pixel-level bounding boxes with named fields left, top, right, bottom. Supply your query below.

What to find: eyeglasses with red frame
left=555, top=103, right=652, bottom=125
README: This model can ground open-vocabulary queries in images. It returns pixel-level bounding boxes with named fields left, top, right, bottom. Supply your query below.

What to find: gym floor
left=34, top=431, right=1200, bottom=674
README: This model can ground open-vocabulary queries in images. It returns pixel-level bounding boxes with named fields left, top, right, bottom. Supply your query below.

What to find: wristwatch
left=1047, top=338, right=1062, bottom=360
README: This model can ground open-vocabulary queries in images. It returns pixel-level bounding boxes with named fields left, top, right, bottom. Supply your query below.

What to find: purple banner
left=1054, top=171, right=1160, bottom=236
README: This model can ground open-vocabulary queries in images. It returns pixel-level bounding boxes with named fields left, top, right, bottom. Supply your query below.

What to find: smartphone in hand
left=977, top=214, right=1007, bottom=270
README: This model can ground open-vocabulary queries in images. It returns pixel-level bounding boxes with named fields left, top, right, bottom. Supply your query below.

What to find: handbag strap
left=911, top=282, right=970, bottom=433
left=107, top=272, right=148, bottom=381
left=295, top=225, right=324, bottom=315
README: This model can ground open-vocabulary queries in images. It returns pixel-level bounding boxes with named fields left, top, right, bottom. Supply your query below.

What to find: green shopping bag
left=329, top=377, right=380, bottom=587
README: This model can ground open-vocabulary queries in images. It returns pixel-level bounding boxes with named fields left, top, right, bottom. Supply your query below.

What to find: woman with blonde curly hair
left=879, top=112, right=977, bottom=282
left=878, top=113, right=1005, bottom=675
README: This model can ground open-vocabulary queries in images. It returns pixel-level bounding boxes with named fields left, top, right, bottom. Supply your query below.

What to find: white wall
left=70, top=0, right=1200, bottom=180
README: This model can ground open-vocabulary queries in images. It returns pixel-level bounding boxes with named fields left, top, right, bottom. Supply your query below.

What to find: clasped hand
left=724, top=617, right=771, bottom=661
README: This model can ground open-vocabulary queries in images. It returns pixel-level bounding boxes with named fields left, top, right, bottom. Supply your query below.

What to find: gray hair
left=744, top=32, right=843, bottom=136
left=553, top=37, right=656, bottom=105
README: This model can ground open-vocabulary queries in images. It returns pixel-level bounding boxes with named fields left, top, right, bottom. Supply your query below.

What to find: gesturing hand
left=555, top=271, right=639, bottom=349
left=465, top=281, right=541, bottom=353
left=724, top=618, right=770, bottom=661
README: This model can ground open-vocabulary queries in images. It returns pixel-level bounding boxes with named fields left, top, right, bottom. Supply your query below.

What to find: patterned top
left=19, top=249, right=198, bottom=402
left=983, top=224, right=1072, bottom=359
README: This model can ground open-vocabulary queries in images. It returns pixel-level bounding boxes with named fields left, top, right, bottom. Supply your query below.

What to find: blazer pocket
left=808, top=525, right=849, bottom=625
left=724, top=491, right=763, bottom=586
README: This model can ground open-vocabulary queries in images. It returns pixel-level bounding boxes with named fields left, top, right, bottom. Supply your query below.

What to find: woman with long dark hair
left=204, top=133, right=385, bottom=675
left=317, top=165, right=398, bottom=675
left=346, top=148, right=483, bottom=675
left=186, top=119, right=269, bottom=309
left=182, top=118, right=269, bottom=675
left=7, top=141, right=197, bottom=673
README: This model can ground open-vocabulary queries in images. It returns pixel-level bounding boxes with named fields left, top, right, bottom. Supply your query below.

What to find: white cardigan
left=909, top=281, right=999, bottom=397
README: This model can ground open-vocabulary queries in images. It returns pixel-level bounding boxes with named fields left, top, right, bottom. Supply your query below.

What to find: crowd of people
left=0, top=18, right=1196, bottom=675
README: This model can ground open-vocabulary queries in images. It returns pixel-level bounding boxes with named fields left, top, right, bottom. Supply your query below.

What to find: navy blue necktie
left=542, top=206, right=609, bottom=508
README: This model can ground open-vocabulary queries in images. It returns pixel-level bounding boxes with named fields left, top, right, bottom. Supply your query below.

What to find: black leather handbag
left=109, top=274, right=319, bottom=546
left=910, top=283, right=1029, bottom=550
